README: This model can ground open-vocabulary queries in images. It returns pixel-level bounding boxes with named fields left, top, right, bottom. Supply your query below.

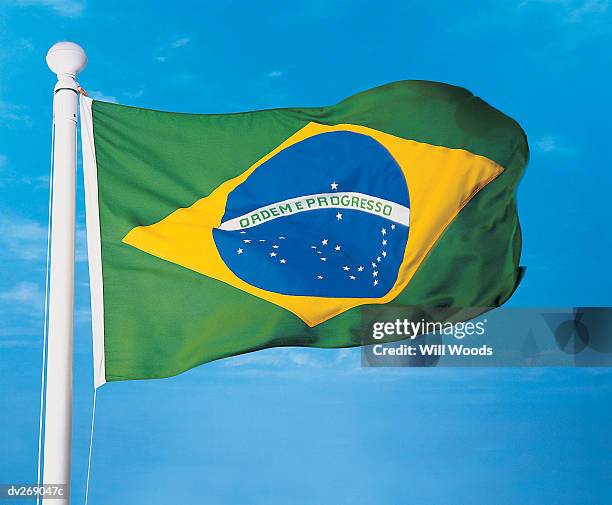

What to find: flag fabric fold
left=80, top=80, right=528, bottom=386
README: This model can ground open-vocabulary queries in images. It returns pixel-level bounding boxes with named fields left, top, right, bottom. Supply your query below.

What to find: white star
left=373, top=271, right=378, bottom=277
left=381, top=228, right=387, bottom=236
left=279, top=236, right=286, bottom=239
left=243, top=239, right=251, bottom=243
left=336, top=212, right=343, bottom=220
left=240, top=231, right=247, bottom=234
left=270, top=252, right=277, bottom=257
left=376, top=256, right=381, bottom=262
left=342, top=266, right=350, bottom=271
left=237, top=248, right=243, bottom=254
left=320, top=257, right=327, bottom=261
left=321, top=239, right=328, bottom=245
left=349, top=275, right=356, bottom=280
left=317, top=275, right=324, bottom=280
left=335, top=245, right=341, bottom=251
left=358, top=266, right=364, bottom=272
left=382, top=251, right=387, bottom=258
left=371, top=262, right=377, bottom=268
left=373, top=279, right=379, bottom=286
left=317, top=251, right=322, bottom=254
left=391, top=224, right=396, bottom=230
left=259, top=239, right=266, bottom=242
left=272, top=245, right=279, bottom=249
left=330, top=181, right=338, bottom=190
left=280, top=259, right=286, bottom=264
left=382, top=239, right=387, bottom=246
left=311, top=246, right=317, bottom=249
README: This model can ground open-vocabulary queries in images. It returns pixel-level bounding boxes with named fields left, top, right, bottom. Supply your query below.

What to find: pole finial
left=46, top=42, right=87, bottom=77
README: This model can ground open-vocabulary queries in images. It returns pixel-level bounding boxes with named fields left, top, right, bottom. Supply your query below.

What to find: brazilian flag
left=80, top=80, right=528, bottom=386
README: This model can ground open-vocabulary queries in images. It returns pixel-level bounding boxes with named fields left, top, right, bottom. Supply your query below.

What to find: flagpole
left=42, top=42, right=86, bottom=505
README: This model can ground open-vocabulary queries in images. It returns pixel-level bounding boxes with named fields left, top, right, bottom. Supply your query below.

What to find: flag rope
left=81, top=107, right=98, bottom=505
left=76, top=83, right=89, bottom=97
left=35, top=116, right=55, bottom=505
left=84, top=387, right=97, bottom=505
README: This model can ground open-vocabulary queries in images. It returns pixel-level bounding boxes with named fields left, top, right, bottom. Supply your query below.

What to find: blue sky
left=1, top=0, right=611, bottom=504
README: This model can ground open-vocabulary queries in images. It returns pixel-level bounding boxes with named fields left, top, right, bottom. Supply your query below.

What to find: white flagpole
left=42, top=42, right=87, bottom=505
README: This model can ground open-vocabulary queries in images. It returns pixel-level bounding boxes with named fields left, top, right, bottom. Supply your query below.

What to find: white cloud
left=519, top=0, right=609, bottom=22
left=457, top=0, right=610, bottom=37
left=0, top=212, right=47, bottom=261
left=0, top=338, right=39, bottom=348
left=519, top=0, right=566, bottom=5
left=154, top=36, right=192, bottom=63
left=222, top=347, right=348, bottom=374
left=75, top=306, right=91, bottom=321
left=534, top=135, right=558, bottom=153
left=566, top=0, right=609, bottom=22
left=223, top=348, right=326, bottom=369
left=88, top=90, right=118, bottom=104
left=20, top=174, right=50, bottom=189
left=334, top=348, right=354, bottom=363
left=0, top=159, right=50, bottom=189
left=124, top=88, right=145, bottom=99
left=0, top=281, right=44, bottom=309
left=0, top=281, right=45, bottom=343
left=14, top=0, right=85, bottom=17
left=75, top=223, right=87, bottom=263
left=265, top=70, right=284, bottom=78
left=0, top=100, right=31, bottom=124
left=533, top=134, right=578, bottom=156
left=0, top=212, right=87, bottom=263
left=223, top=351, right=284, bottom=368
left=288, top=351, right=324, bottom=368
left=170, top=37, right=191, bottom=49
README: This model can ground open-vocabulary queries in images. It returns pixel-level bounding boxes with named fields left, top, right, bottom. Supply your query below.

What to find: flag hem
left=80, top=96, right=107, bottom=388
